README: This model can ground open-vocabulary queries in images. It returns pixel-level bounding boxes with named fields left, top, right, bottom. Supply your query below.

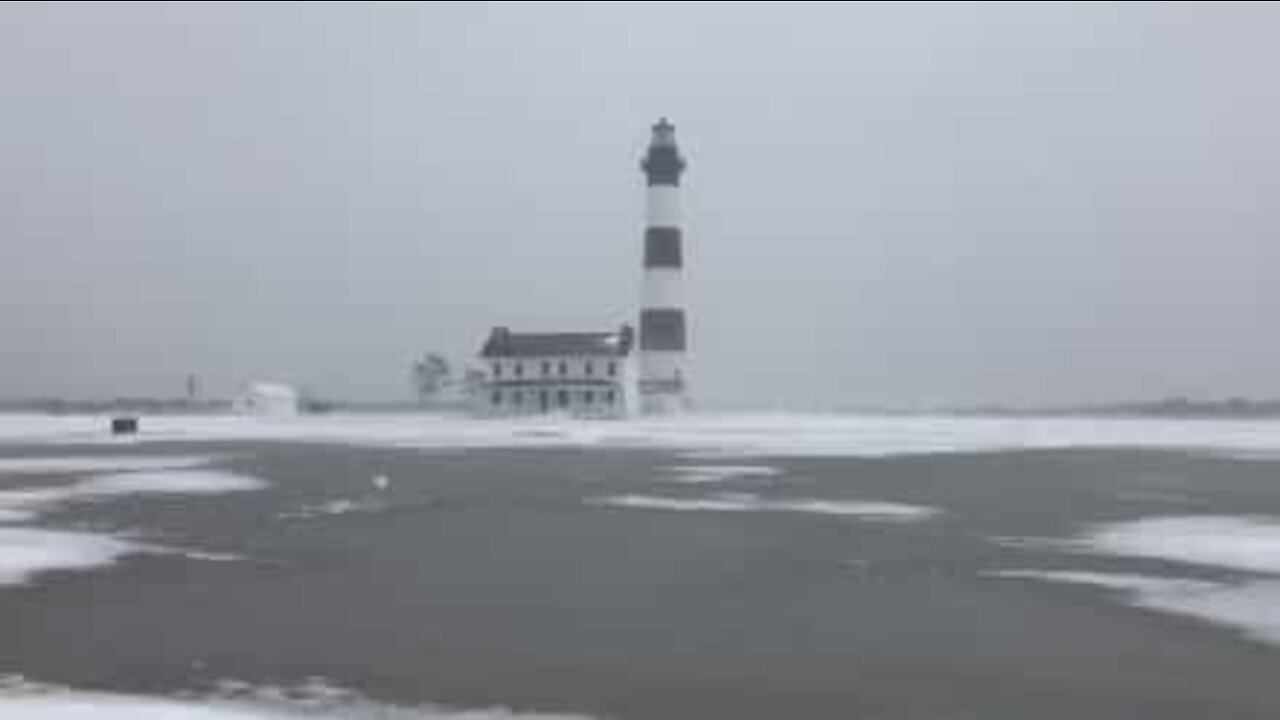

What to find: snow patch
left=591, top=492, right=937, bottom=520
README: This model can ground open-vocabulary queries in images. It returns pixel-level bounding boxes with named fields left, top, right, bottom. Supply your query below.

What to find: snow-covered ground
left=6, top=412, right=1280, bottom=458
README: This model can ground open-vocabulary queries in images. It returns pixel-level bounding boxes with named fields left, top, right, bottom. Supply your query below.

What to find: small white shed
left=233, top=381, right=300, bottom=416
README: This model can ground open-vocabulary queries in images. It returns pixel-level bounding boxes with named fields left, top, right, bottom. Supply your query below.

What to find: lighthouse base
left=641, top=393, right=688, bottom=415
left=639, top=375, right=689, bottom=415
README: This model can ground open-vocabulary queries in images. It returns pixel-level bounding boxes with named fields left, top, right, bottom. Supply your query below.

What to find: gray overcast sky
left=2, top=1, right=1279, bottom=408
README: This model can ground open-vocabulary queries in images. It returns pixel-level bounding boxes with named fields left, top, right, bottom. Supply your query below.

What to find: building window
left=607, top=361, right=617, bottom=377
left=557, top=390, right=569, bottom=407
left=541, top=361, right=550, bottom=376
left=584, top=390, right=594, bottom=404
left=515, top=362, right=524, bottom=378
left=513, top=391, right=523, bottom=406
left=605, top=390, right=615, bottom=405
left=492, top=362, right=501, bottom=378
left=558, top=361, right=567, bottom=376
left=539, top=390, right=549, bottom=411
left=585, top=361, right=594, bottom=376
left=491, top=390, right=501, bottom=406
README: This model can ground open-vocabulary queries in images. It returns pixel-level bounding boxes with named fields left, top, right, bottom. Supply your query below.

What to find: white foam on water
left=0, top=488, right=65, bottom=524
left=6, top=412, right=1280, bottom=459
left=1084, top=515, right=1280, bottom=574
left=988, top=569, right=1220, bottom=594
left=661, top=464, right=782, bottom=483
left=177, top=550, right=245, bottom=563
left=0, top=469, right=268, bottom=583
left=988, top=569, right=1280, bottom=646
left=277, top=497, right=390, bottom=521
left=0, top=455, right=215, bottom=476
left=1139, top=580, right=1280, bottom=645
left=989, top=514, right=1280, bottom=647
left=0, top=528, right=141, bottom=586
left=76, top=469, right=266, bottom=498
left=592, top=492, right=937, bottom=520
left=0, top=470, right=267, bottom=525
left=0, top=675, right=596, bottom=719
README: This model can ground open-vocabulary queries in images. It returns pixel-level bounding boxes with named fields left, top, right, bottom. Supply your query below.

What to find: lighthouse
left=639, top=118, right=690, bottom=414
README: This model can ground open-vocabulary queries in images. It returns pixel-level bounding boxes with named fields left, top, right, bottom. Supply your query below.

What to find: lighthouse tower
left=639, top=118, right=690, bottom=414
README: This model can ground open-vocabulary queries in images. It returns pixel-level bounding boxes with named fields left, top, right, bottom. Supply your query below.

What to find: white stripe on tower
left=639, top=117, right=689, bottom=414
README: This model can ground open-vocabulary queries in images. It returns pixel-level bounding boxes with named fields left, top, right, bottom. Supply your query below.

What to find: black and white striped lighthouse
left=639, top=118, right=689, bottom=414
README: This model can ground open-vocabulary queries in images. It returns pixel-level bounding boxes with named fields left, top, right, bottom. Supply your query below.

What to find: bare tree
left=411, top=353, right=451, bottom=404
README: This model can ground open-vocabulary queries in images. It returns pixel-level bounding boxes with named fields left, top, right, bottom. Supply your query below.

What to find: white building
left=232, top=381, right=300, bottom=416
left=476, top=326, right=637, bottom=418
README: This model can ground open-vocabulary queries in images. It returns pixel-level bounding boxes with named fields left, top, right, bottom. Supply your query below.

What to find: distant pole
left=187, top=374, right=198, bottom=402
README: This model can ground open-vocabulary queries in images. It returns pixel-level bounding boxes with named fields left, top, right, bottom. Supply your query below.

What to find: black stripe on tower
left=642, top=146, right=684, bottom=186
left=640, top=308, right=687, bottom=351
left=641, top=117, right=686, bottom=187
left=644, top=227, right=683, bottom=268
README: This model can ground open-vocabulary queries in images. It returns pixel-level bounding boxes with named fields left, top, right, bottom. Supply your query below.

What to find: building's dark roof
left=480, top=325, right=635, bottom=358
